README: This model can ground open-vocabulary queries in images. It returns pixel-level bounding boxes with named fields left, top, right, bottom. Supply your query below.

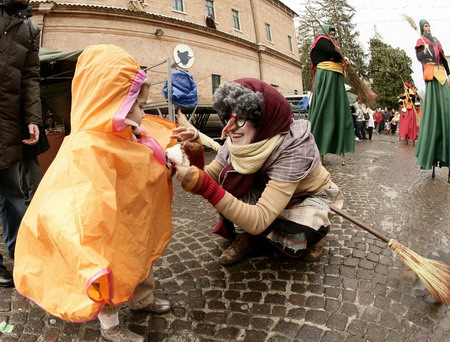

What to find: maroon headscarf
left=219, top=78, right=293, bottom=199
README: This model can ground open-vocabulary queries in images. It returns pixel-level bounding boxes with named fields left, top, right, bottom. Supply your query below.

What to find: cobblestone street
left=1, top=132, right=449, bottom=342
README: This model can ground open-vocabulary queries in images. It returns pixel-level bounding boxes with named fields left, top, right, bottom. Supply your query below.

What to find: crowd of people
left=351, top=104, right=405, bottom=140
left=1, top=1, right=450, bottom=340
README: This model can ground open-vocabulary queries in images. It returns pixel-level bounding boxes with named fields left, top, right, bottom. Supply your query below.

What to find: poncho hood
left=70, top=45, right=147, bottom=134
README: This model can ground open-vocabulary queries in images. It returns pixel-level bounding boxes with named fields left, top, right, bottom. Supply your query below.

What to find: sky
left=280, top=0, right=450, bottom=93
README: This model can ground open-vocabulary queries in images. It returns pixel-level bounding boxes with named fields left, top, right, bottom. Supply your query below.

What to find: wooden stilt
left=432, top=165, right=436, bottom=179
left=341, top=153, right=346, bottom=166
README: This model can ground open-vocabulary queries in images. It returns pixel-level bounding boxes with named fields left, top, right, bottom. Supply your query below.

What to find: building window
left=232, top=10, right=240, bottom=30
left=172, top=0, right=183, bottom=12
left=288, top=35, right=293, bottom=52
left=212, top=74, right=221, bottom=94
left=205, top=0, right=214, bottom=18
left=265, top=23, right=272, bottom=42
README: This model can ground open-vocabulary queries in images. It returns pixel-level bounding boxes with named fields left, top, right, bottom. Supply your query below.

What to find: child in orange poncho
left=13, top=45, right=178, bottom=342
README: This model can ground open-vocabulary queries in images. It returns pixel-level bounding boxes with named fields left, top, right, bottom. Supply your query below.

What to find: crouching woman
left=174, top=78, right=344, bottom=265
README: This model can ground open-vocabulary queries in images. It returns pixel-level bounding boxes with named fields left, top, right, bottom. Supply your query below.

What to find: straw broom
left=330, top=204, right=450, bottom=305
left=305, top=7, right=371, bottom=103
left=345, top=66, right=371, bottom=104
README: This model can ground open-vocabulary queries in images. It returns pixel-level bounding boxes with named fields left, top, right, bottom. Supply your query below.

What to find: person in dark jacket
left=0, top=0, right=41, bottom=287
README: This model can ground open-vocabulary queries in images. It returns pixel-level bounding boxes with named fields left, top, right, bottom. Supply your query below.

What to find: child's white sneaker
left=101, top=324, right=145, bottom=342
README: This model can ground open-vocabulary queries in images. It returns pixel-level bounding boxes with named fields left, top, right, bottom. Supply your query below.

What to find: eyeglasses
left=235, top=119, right=247, bottom=128
left=225, top=114, right=247, bottom=128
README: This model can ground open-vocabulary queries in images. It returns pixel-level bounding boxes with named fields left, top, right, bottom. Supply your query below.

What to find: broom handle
left=329, top=204, right=390, bottom=243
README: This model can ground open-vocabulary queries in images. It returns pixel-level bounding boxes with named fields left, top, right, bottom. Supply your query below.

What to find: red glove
left=177, top=166, right=225, bottom=205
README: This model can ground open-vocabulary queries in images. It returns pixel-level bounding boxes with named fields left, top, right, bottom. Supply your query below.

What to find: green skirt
left=415, top=78, right=450, bottom=169
left=309, top=69, right=355, bottom=156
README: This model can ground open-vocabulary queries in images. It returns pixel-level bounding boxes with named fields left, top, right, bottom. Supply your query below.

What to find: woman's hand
left=171, top=126, right=198, bottom=143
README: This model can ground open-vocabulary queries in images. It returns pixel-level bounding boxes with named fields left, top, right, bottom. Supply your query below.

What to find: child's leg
left=128, top=270, right=171, bottom=314
left=129, top=272, right=155, bottom=309
left=98, top=304, right=120, bottom=330
left=99, top=304, right=145, bottom=342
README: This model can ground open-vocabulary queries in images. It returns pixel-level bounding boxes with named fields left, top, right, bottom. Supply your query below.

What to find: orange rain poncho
left=14, top=45, right=176, bottom=322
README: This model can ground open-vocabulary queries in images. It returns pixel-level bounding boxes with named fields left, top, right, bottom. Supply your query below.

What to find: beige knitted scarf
left=228, top=134, right=283, bottom=174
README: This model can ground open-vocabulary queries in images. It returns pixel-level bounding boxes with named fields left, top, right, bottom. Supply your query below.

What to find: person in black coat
left=0, top=0, right=41, bottom=287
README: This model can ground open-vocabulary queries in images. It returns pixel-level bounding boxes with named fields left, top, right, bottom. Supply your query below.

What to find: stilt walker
left=398, top=82, right=419, bottom=144
left=412, top=19, right=450, bottom=182
left=308, top=24, right=355, bottom=165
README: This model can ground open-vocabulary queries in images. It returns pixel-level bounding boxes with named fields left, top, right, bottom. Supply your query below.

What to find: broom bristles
left=389, top=239, right=450, bottom=305
left=402, top=14, right=419, bottom=32
left=177, top=111, right=221, bottom=151
left=345, top=66, right=371, bottom=103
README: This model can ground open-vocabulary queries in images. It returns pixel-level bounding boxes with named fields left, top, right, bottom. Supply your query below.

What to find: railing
left=145, top=58, right=174, bottom=122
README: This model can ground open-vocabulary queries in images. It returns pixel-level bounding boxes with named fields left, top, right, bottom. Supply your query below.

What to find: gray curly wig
left=212, top=82, right=263, bottom=127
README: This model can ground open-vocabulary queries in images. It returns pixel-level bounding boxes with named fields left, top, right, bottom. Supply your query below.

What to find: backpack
left=363, top=111, right=370, bottom=120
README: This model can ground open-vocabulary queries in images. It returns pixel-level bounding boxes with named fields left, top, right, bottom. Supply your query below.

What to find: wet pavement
left=1, top=131, right=449, bottom=341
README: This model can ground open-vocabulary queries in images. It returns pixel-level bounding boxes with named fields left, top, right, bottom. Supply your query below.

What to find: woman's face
left=329, top=29, right=336, bottom=38
left=423, top=23, right=431, bottom=35
left=126, top=85, right=149, bottom=126
left=229, top=119, right=256, bottom=145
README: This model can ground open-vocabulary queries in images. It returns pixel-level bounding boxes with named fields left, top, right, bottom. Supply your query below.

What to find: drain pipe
left=249, top=0, right=264, bottom=80
left=33, top=2, right=55, bottom=47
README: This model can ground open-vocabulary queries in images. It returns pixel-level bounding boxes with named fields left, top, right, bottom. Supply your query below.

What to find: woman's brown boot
left=301, top=238, right=325, bottom=261
left=218, top=233, right=255, bottom=266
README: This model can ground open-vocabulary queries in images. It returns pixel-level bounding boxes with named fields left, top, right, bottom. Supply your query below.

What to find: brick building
left=32, top=0, right=303, bottom=104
